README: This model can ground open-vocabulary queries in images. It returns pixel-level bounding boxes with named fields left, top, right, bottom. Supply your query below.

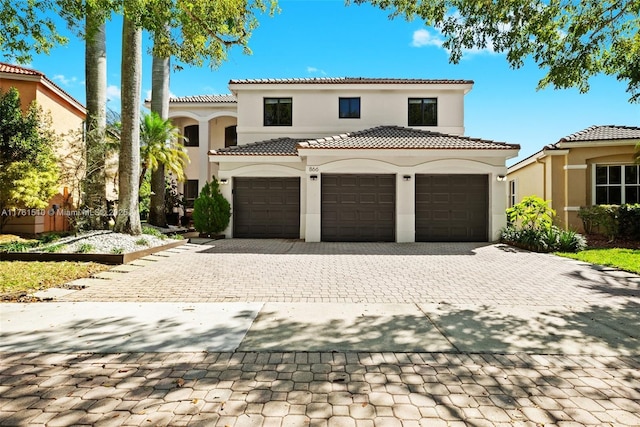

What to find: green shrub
left=192, top=177, right=231, bottom=235
left=578, top=204, right=640, bottom=241
left=501, top=196, right=585, bottom=253
left=619, top=204, right=640, bottom=240
left=142, top=226, right=165, bottom=238
left=43, top=244, right=65, bottom=253
left=0, top=240, right=39, bottom=253
left=76, top=243, right=94, bottom=254
left=135, top=238, right=149, bottom=246
left=506, top=195, right=555, bottom=230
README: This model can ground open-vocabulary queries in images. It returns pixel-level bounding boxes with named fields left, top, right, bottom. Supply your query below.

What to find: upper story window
left=225, top=125, right=237, bottom=147
left=339, top=97, right=361, bottom=119
left=408, top=98, right=437, bottom=126
left=264, top=98, right=292, bottom=126
left=183, top=125, right=199, bottom=147
left=595, top=164, right=640, bottom=204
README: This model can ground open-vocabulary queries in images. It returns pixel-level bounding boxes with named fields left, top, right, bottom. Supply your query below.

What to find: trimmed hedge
left=578, top=204, right=640, bottom=240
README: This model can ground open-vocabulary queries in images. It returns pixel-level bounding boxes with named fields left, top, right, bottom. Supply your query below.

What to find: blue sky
left=4, top=0, right=638, bottom=164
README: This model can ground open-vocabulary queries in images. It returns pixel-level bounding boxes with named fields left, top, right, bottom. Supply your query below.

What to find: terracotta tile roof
left=0, top=61, right=85, bottom=113
left=0, top=62, right=43, bottom=76
left=557, top=125, right=640, bottom=143
left=169, top=94, right=236, bottom=103
left=297, top=126, right=518, bottom=150
left=211, top=137, right=306, bottom=156
left=229, top=77, right=474, bottom=85
left=211, top=126, right=518, bottom=157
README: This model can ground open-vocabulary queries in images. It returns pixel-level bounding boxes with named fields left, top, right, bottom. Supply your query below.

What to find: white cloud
left=52, top=74, right=79, bottom=86
left=307, top=66, right=327, bottom=76
left=144, top=89, right=178, bottom=102
left=411, top=29, right=443, bottom=48
left=411, top=27, right=498, bottom=58
left=106, top=85, right=121, bottom=102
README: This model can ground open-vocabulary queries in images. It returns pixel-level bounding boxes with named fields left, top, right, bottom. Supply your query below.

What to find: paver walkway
left=1, top=240, right=639, bottom=426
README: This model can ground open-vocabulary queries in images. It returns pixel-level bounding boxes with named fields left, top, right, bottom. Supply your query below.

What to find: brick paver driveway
left=2, top=240, right=640, bottom=426
left=62, top=240, right=639, bottom=306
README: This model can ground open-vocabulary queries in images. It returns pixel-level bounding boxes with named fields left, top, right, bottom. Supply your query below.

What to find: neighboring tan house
left=507, top=125, right=640, bottom=232
left=0, top=62, right=86, bottom=234
left=168, top=77, right=520, bottom=242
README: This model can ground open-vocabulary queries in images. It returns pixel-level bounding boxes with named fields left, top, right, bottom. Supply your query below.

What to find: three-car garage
left=231, top=173, right=489, bottom=242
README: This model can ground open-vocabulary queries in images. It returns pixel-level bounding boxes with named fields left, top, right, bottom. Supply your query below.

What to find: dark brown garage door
left=321, top=174, right=395, bottom=242
left=415, top=174, right=488, bottom=242
left=233, top=177, right=300, bottom=238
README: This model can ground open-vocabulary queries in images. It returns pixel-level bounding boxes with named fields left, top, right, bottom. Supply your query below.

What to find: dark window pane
left=595, top=166, right=608, bottom=185
left=625, top=165, right=639, bottom=184
left=626, top=186, right=639, bottom=204
left=339, top=97, right=360, bottom=118
left=183, top=125, right=199, bottom=147
left=609, top=186, right=622, bottom=204
left=408, top=98, right=437, bottom=126
left=609, top=166, right=622, bottom=184
left=596, top=187, right=608, bottom=204
left=225, top=125, right=237, bottom=147
left=264, top=98, right=292, bottom=126
left=184, top=180, right=199, bottom=208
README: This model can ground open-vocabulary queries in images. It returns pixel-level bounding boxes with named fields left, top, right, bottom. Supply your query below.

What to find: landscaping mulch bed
left=585, top=234, right=640, bottom=250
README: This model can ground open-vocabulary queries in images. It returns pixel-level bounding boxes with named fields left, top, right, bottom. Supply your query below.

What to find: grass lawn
left=0, top=261, right=110, bottom=298
left=556, top=248, right=640, bottom=274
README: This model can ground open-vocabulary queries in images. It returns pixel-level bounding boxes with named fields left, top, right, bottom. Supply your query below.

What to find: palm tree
left=139, top=111, right=189, bottom=190
left=114, top=9, right=142, bottom=235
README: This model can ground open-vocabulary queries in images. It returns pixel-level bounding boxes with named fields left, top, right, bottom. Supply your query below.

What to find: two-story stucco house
left=507, top=125, right=640, bottom=232
left=168, top=77, right=520, bottom=242
left=0, top=62, right=86, bottom=235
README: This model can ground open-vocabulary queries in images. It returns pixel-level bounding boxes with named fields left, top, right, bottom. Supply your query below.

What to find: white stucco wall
left=231, top=82, right=469, bottom=145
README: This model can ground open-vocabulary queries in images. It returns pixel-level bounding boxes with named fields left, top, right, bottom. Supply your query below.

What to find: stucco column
left=491, top=171, right=508, bottom=241
left=396, top=172, right=415, bottom=242
left=305, top=167, right=321, bottom=242
left=198, top=119, right=209, bottom=190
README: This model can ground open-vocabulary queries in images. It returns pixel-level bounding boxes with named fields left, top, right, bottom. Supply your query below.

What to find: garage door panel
left=416, top=174, right=488, bottom=242
left=322, top=174, right=396, bottom=242
left=233, top=177, right=300, bottom=239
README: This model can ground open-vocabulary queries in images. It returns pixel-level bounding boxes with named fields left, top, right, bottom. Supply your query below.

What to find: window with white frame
left=508, top=179, right=517, bottom=207
left=594, top=165, right=640, bottom=205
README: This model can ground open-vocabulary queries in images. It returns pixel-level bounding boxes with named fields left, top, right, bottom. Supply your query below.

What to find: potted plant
left=192, top=177, right=231, bottom=238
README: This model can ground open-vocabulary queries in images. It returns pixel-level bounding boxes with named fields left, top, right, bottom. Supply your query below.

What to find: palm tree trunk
left=114, top=13, right=142, bottom=235
left=84, top=5, right=107, bottom=229
left=148, top=40, right=170, bottom=227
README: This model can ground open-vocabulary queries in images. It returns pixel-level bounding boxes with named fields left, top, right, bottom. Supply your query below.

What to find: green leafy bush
left=578, top=204, right=640, bottom=241
left=192, top=177, right=231, bottom=235
left=502, top=196, right=585, bottom=252
left=142, top=226, right=165, bottom=239
left=619, top=204, right=640, bottom=240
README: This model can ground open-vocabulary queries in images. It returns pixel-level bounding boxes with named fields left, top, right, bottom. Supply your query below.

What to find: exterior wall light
left=403, top=175, right=411, bottom=181
left=310, top=175, right=318, bottom=181
left=496, top=175, right=507, bottom=182
left=219, top=178, right=229, bottom=184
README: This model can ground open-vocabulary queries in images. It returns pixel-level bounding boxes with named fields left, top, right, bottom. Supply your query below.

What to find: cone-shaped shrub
left=192, top=177, right=231, bottom=235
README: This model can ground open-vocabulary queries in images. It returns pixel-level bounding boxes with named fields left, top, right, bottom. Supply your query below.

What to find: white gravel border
left=32, top=230, right=179, bottom=254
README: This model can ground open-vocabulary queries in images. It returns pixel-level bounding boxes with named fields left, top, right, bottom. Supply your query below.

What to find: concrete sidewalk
left=2, top=301, right=638, bottom=356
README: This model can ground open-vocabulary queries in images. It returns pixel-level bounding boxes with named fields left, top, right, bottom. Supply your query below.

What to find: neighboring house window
left=595, top=164, right=640, bottom=205
left=408, top=98, right=437, bottom=126
left=339, top=97, right=361, bottom=119
left=264, top=98, right=292, bottom=126
left=184, top=180, right=199, bottom=208
left=508, top=179, right=517, bottom=207
left=225, top=125, right=237, bottom=147
left=184, top=125, right=199, bottom=147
